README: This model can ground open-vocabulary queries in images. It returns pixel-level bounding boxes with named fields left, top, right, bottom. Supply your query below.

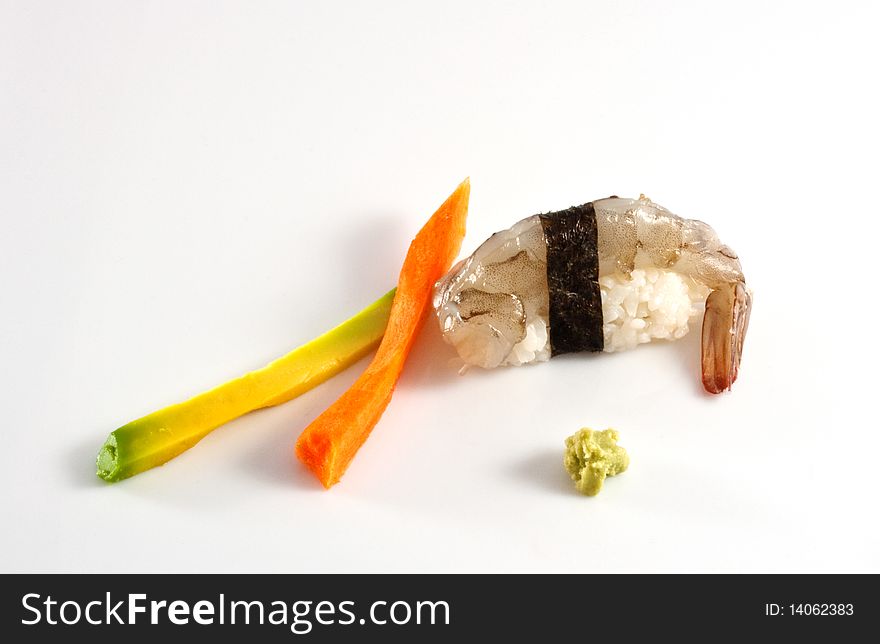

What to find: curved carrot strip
left=295, top=179, right=470, bottom=488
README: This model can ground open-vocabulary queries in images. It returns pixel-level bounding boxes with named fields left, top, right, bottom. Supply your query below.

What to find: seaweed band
left=539, top=203, right=604, bottom=355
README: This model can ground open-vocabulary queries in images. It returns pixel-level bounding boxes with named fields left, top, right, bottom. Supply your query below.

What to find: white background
left=2, top=1, right=878, bottom=573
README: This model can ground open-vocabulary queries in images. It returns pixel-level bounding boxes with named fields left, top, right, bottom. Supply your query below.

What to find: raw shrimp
left=433, top=195, right=751, bottom=394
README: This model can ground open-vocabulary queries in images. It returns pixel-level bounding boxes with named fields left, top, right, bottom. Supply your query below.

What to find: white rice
left=450, top=267, right=709, bottom=371
left=507, top=268, right=707, bottom=365
left=600, top=269, right=708, bottom=353
left=505, top=318, right=550, bottom=366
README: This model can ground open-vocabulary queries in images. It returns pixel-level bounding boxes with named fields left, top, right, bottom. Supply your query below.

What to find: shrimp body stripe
left=539, top=203, right=604, bottom=355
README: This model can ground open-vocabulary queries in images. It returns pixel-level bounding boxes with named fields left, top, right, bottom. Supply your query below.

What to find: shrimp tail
left=701, top=282, right=751, bottom=394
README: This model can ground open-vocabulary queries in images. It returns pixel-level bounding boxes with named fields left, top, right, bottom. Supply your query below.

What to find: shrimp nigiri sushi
left=433, top=195, right=751, bottom=393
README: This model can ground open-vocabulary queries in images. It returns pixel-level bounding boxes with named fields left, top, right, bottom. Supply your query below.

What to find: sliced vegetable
left=296, top=179, right=470, bottom=488
left=96, top=289, right=396, bottom=482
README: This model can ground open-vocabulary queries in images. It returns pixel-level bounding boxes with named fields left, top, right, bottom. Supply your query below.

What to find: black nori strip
left=539, top=203, right=604, bottom=355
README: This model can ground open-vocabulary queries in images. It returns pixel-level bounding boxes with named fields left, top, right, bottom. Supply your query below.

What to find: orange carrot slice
left=295, top=179, right=470, bottom=488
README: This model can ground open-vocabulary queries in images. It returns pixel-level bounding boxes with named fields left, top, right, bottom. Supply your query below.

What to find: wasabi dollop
left=563, top=428, right=629, bottom=496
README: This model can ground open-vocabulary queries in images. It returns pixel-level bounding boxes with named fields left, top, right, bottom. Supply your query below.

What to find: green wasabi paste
left=563, top=428, right=629, bottom=496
